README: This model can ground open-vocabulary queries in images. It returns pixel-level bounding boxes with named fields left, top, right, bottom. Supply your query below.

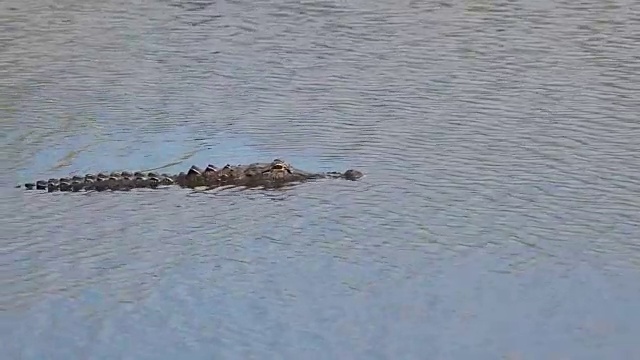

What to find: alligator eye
left=272, top=164, right=284, bottom=170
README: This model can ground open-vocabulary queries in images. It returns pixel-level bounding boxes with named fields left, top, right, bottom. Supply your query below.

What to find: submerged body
left=18, top=159, right=363, bottom=192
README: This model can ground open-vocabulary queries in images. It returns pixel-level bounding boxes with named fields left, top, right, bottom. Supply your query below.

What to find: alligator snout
left=343, top=169, right=363, bottom=181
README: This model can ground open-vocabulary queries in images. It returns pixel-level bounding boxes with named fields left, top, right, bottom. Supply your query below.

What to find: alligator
left=18, top=159, right=363, bottom=192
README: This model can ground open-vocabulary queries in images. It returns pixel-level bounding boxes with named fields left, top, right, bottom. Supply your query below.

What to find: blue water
left=2, top=0, right=640, bottom=359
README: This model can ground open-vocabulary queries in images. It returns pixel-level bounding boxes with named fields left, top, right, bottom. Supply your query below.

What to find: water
left=1, top=0, right=640, bottom=358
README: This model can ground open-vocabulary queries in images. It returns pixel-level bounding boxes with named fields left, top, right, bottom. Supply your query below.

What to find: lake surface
left=1, top=0, right=639, bottom=359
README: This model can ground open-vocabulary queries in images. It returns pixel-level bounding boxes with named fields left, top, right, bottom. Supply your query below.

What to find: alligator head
left=240, top=158, right=363, bottom=186
left=260, top=159, right=293, bottom=180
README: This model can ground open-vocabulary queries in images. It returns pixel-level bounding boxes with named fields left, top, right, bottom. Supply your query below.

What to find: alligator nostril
left=344, top=169, right=363, bottom=180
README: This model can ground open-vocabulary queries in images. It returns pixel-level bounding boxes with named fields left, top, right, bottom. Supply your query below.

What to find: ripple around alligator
left=2, top=0, right=640, bottom=358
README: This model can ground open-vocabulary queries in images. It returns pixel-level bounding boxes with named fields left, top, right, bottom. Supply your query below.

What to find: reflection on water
left=1, top=0, right=640, bottom=358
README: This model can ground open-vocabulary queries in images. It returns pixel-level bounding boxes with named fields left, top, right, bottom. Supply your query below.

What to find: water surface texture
left=1, top=0, right=640, bottom=359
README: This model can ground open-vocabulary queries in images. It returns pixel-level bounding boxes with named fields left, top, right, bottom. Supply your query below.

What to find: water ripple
left=2, top=0, right=640, bottom=358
